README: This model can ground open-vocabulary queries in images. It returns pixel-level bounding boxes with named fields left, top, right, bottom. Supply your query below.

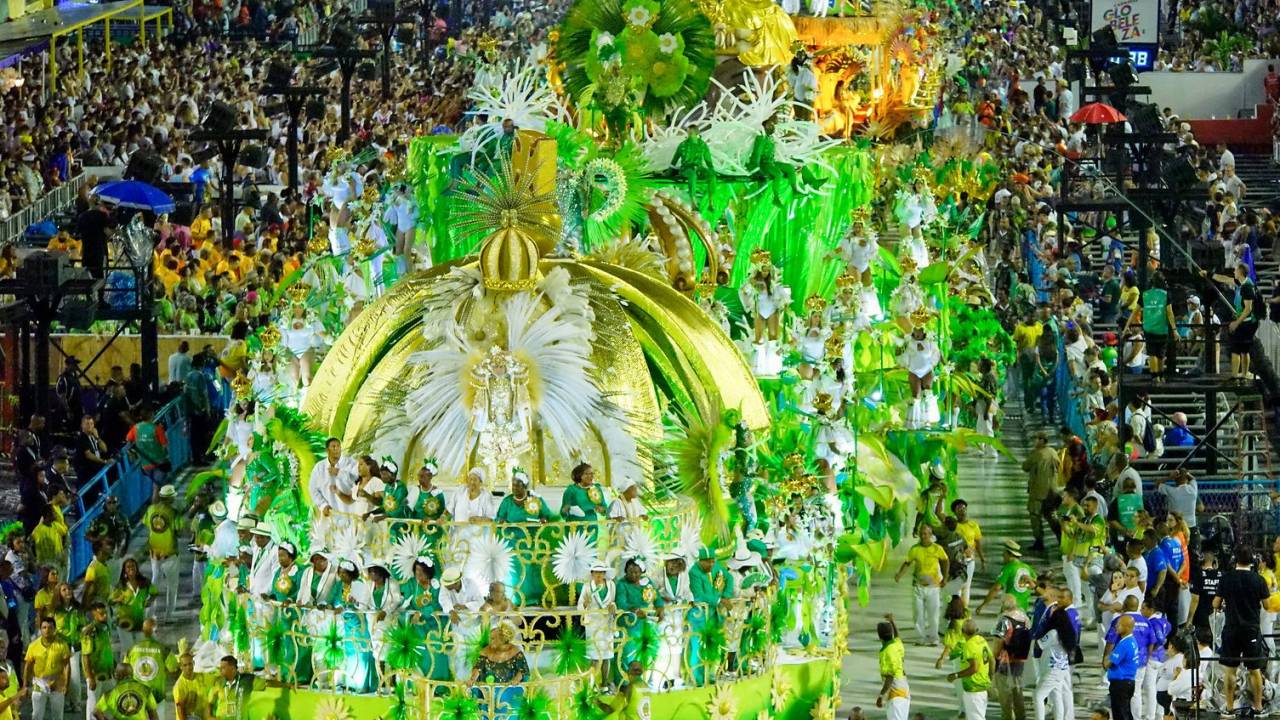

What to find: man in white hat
left=438, top=568, right=483, bottom=680
left=577, top=562, right=617, bottom=687
left=608, top=477, right=649, bottom=551
left=209, top=502, right=240, bottom=561
left=145, top=485, right=182, bottom=619
left=247, top=527, right=279, bottom=599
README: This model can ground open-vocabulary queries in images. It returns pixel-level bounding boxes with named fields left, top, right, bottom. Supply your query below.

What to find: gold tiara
left=805, top=295, right=827, bottom=313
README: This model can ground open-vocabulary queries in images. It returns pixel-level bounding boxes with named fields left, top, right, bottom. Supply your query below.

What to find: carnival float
left=190, top=0, right=1014, bottom=717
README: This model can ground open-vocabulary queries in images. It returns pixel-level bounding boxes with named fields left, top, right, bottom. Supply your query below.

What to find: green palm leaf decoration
left=515, top=689, right=555, bottom=720
left=623, top=620, right=661, bottom=669
left=231, top=599, right=251, bottom=654
left=740, top=613, right=768, bottom=659
left=465, top=625, right=493, bottom=670
left=554, top=631, right=590, bottom=674
left=769, top=590, right=790, bottom=642
left=383, top=681, right=410, bottom=720
left=657, top=399, right=736, bottom=544
left=385, top=619, right=424, bottom=672
left=440, top=694, right=481, bottom=720
left=557, top=0, right=716, bottom=121
left=572, top=682, right=606, bottom=720
left=698, top=616, right=726, bottom=665
left=262, top=615, right=290, bottom=668
left=313, top=620, right=345, bottom=670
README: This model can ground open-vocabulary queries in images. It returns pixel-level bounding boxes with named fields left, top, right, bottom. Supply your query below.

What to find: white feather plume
left=551, top=529, right=599, bottom=585
left=390, top=532, right=431, bottom=583
left=457, top=61, right=563, bottom=164
left=678, top=517, right=702, bottom=560
left=466, top=531, right=515, bottom=587
left=404, top=316, right=478, bottom=479
left=331, top=524, right=367, bottom=566
left=622, top=526, right=659, bottom=573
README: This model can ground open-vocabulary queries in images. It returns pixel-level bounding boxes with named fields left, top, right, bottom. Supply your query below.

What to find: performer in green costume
left=403, top=559, right=451, bottom=681
left=410, top=461, right=449, bottom=552
left=687, top=547, right=734, bottom=685
left=672, top=128, right=716, bottom=204
left=615, top=558, right=662, bottom=667
left=266, top=542, right=309, bottom=684
left=493, top=470, right=557, bottom=605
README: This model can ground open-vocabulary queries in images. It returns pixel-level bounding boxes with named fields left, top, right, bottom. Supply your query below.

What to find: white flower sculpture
left=552, top=529, right=599, bottom=585
left=626, top=5, right=652, bottom=27
left=390, top=531, right=431, bottom=583
left=658, top=33, right=678, bottom=54
left=315, top=697, right=354, bottom=720
left=597, top=32, right=615, bottom=48
left=466, top=531, right=515, bottom=587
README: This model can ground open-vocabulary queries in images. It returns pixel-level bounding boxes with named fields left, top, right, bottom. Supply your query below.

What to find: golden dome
left=480, top=227, right=542, bottom=292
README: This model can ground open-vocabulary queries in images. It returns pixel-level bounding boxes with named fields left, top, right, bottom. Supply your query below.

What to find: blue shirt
left=191, top=167, right=211, bottom=205
left=1164, top=425, right=1195, bottom=446
left=1106, top=612, right=1151, bottom=665
left=1066, top=606, right=1082, bottom=639
left=1144, top=546, right=1170, bottom=591
left=1159, top=538, right=1185, bottom=577
left=1146, top=612, right=1171, bottom=663
left=1108, top=635, right=1141, bottom=681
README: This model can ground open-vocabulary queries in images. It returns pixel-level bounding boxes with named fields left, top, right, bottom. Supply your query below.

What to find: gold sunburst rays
left=451, top=154, right=560, bottom=251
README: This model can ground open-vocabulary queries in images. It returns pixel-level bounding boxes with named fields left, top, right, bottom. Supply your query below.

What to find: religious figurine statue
left=672, top=128, right=716, bottom=205
left=738, top=248, right=791, bottom=376
left=471, top=345, right=534, bottom=485
left=897, top=309, right=941, bottom=430
left=698, top=0, right=799, bottom=66
left=794, top=295, right=832, bottom=380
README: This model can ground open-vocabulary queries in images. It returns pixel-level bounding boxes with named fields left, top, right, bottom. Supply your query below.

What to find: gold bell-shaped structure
left=480, top=226, right=542, bottom=292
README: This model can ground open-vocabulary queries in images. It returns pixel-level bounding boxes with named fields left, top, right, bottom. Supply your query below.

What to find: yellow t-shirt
left=955, top=520, right=982, bottom=551
left=173, top=674, right=207, bottom=719
left=25, top=638, right=71, bottom=683
left=0, top=669, right=14, bottom=720
left=34, top=588, right=55, bottom=618
left=84, top=559, right=112, bottom=603
left=959, top=634, right=993, bottom=691
left=906, top=543, right=949, bottom=585
left=145, top=504, right=179, bottom=558
left=1120, top=285, right=1139, bottom=312
left=1012, top=323, right=1043, bottom=353
left=32, top=508, right=67, bottom=564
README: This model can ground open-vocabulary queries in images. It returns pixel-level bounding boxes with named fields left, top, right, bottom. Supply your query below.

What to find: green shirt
left=494, top=494, right=556, bottom=523
left=996, top=561, right=1038, bottom=611
left=560, top=483, right=606, bottom=521
left=144, top=503, right=180, bottom=558
left=96, top=679, right=156, bottom=720
left=381, top=482, right=410, bottom=518
left=959, top=634, right=993, bottom=692
left=270, top=565, right=300, bottom=602
left=1141, top=288, right=1170, bottom=334
left=688, top=562, right=734, bottom=605
left=1116, top=493, right=1144, bottom=531
left=615, top=578, right=662, bottom=613
left=131, top=422, right=168, bottom=467
left=126, top=636, right=177, bottom=699
left=81, top=622, right=115, bottom=676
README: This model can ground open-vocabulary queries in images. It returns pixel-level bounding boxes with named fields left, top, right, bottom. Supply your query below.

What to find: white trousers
left=1140, top=661, right=1161, bottom=720
left=913, top=584, right=941, bottom=644
left=86, top=679, right=114, bottom=720
left=1063, top=559, right=1084, bottom=620
left=947, top=559, right=976, bottom=606
left=1033, top=666, right=1074, bottom=720
left=962, top=690, right=988, bottom=720
left=32, top=689, right=65, bottom=720
left=886, top=696, right=910, bottom=720
left=1131, top=666, right=1147, bottom=720
left=151, top=554, right=180, bottom=616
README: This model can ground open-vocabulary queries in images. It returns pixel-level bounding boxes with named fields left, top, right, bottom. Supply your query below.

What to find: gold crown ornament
left=324, top=147, right=349, bottom=168
left=352, top=236, right=377, bottom=261
left=287, top=283, right=311, bottom=304
left=231, top=373, right=253, bottom=399
left=805, top=295, right=827, bottom=313
left=825, top=333, right=845, bottom=355
left=850, top=205, right=871, bottom=222
left=813, top=392, right=834, bottom=413
left=258, top=325, right=281, bottom=350
left=750, top=248, right=772, bottom=267
left=912, top=165, right=932, bottom=181
left=899, top=256, right=918, bottom=273
left=836, top=272, right=859, bottom=290
left=307, top=226, right=330, bottom=256
left=910, top=307, right=933, bottom=327
left=783, top=452, right=806, bottom=471
left=361, top=185, right=380, bottom=207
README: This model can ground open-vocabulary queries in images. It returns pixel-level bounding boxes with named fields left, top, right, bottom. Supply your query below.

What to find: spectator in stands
left=1162, top=413, right=1196, bottom=447
left=1265, top=64, right=1279, bottom=105
left=1157, top=470, right=1200, bottom=536
left=73, top=415, right=112, bottom=492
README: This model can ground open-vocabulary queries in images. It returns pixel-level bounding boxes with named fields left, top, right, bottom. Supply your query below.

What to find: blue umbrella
left=90, top=180, right=176, bottom=214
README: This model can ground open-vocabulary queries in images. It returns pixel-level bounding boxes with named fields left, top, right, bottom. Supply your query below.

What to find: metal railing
left=63, top=396, right=193, bottom=581
left=1, top=173, right=91, bottom=247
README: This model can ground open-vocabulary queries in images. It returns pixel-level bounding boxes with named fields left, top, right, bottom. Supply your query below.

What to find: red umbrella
left=1070, top=102, right=1127, bottom=124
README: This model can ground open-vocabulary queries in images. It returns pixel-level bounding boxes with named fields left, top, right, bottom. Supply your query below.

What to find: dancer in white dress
left=576, top=564, right=616, bottom=686
left=608, top=478, right=649, bottom=552
left=890, top=258, right=925, bottom=332
left=794, top=296, right=832, bottom=380
left=655, top=553, right=693, bottom=689
left=897, top=314, right=942, bottom=429
left=838, top=209, right=882, bottom=319
left=739, top=249, right=792, bottom=376
left=280, top=304, right=323, bottom=393
left=358, top=562, right=403, bottom=665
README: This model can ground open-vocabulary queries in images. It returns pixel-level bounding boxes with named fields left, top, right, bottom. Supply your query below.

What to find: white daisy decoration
left=389, top=531, right=431, bottom=583
left=597, top=32, right=616, bottom=48
left=315, top=697, right=354, bottom=720
left=626, top=5, right=652, bottom=27
left=466, top=531, right=515, bottom=587
left=552, top=529, right=599, bottom=585
left=658, top=33, right=678, bottom=54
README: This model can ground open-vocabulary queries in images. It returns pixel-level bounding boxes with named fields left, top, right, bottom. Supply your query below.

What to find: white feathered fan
left=677, top=517, right=702, bottom=561
left=457, top=60, right=565, bottom=164
left=330, top=525, right=367, bottom=568
left=623, top=527, right=659, bottom=573
left=466, top=531, right=515, bottom=587
left=552, top=529, right=599, bottom=585
left=390, top=532, right=431, bottom=583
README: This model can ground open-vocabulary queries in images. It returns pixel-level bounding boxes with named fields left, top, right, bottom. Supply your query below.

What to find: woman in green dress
left=51, top=581, right=86, bottom=704
left=492, top=471, right=556, bottom=605
left=411, top=462, right=449, bottom=553
left=328, top=559, right=377, bottom=693
left=403, top=558, right=451, bottom=681
left=267, top=542, right=310, bottom=684
left=110, top=558, right=158, bottom=652
left=615, top=558, right=662, bottom=670
left=560, top=463, right=607, bottom=523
